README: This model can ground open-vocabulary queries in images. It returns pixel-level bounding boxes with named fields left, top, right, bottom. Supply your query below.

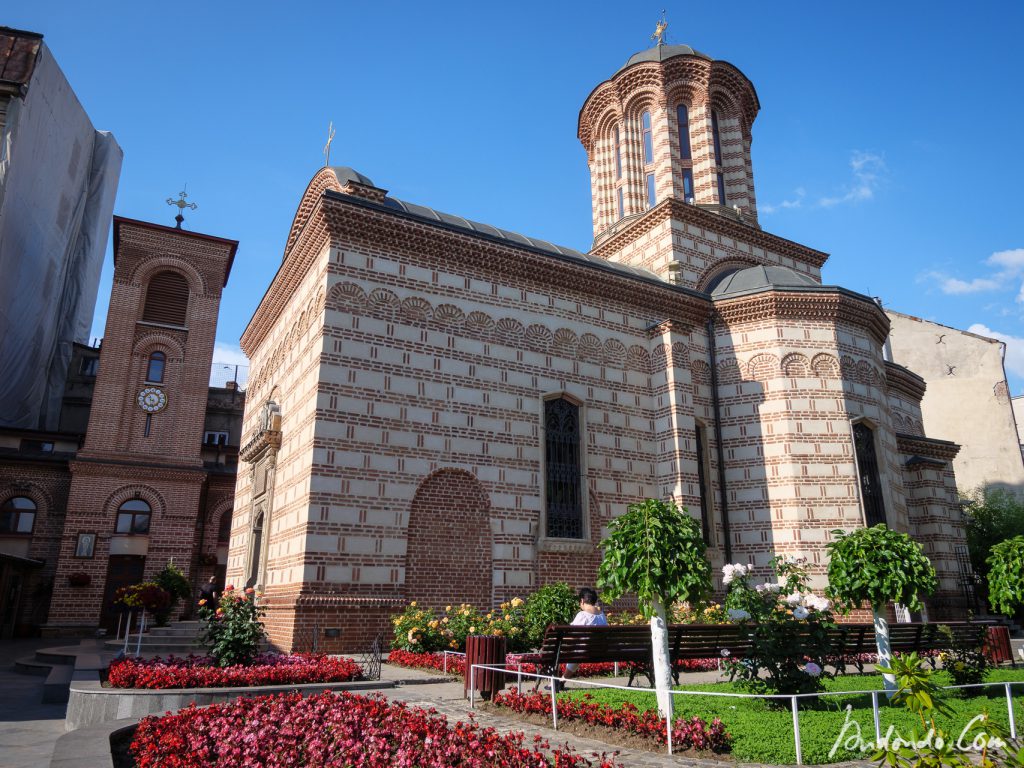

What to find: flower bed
left=130, top=690, right=623, bottom=767
left=387, top=649, right=719, bottom=678
left=492, top=689, right=731, bottom=752
left=108, top=653, right=362, bottom=689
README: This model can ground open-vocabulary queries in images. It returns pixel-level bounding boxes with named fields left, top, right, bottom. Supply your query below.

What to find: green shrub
left=154, top=561, right=191, bottom=626
left=937, top=624, right=987, bottom=689
left=522, top=583, right=578, bottom=647
left=198, top=585, right=266, bottom=666
left=987, top=535, right=1024, bottom=617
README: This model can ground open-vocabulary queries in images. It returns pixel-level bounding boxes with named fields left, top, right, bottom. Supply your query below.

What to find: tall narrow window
left=545, top=397, right=582, bottom=538
left=677, top=105, right=692, bottom=160
left=613, top=125, right=622, bottom=180
left=711, top=110, right=727, bottom=204
left=677, top=104, right=695, bottom=202
left=853, top=422, right=886, bottom=526
left=146, top=351, right=166, bottom=383
left=617, top=188, right=625, bottom=219
left=1, top=497, right=36, bottom=534
left=694, top=424, right=712, bottom=545
left=641, top=111, right=653, bottom=165
left=142, top=271, right=189, bottom=326
left=646, top=173, right=657, bottom=208
left=116, top=499, right=151, bottom=534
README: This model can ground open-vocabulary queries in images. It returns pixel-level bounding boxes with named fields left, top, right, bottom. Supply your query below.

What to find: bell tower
left=46, top=209, right=239, bottom=633
left=579, top=42, right=777, bottom=289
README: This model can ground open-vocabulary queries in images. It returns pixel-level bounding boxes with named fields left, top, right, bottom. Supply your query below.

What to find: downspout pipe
left=707, top=311, right=733, bottom=563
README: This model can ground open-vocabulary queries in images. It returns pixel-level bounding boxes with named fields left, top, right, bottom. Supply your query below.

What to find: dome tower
left=579, top=44, right=760, bottom=243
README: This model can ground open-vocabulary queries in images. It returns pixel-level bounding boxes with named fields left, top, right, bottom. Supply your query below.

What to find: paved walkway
left=0, top=638, right=73, bottom=768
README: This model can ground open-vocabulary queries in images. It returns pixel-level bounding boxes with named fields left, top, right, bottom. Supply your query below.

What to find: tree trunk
left=874, top=607, right=896, bottom=696
left=650, top=598, right=674, bottom=719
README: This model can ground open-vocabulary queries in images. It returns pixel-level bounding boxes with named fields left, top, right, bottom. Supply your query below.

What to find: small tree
left=597, top=499, right=711, bottom=718
left=987, top=535, right=1024, bottom=617
left=522, top=583, right=579, bottom=648
left=826, top=525, right=937, bottom=695
left=962, top=488, right=1024, bottom=608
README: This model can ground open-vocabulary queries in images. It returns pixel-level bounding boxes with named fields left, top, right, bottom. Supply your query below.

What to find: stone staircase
left=103, top=619, right=208, bottom=656
left=13, top=639, right=112, bottom=704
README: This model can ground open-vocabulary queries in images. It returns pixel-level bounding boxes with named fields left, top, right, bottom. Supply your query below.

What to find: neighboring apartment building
left=887, top=311, right=1024, bottom=495
left=0, top=27, right=122, bottom=431
left=230, top=42, right=970, bottom=653
left=0, top=217, right=244, bottom=638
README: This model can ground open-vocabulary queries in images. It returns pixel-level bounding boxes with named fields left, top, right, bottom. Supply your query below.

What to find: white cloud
left=922, top=271, right=1001, bottom=295
left=818, top=151, right=886, bottom=208
left=967, top=324, right=1024, bottom=380
left=761, top=187, right=806, bottom=214
left=919, top=247, right=1024, bottom=303
left=986, top=248, right=1024, bottom=275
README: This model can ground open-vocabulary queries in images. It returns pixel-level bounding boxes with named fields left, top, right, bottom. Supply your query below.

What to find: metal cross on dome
left=652, top=11, right=668, bottom=46
left=323, top=121, right=336, bottom=167
left=166, top=188, right=198, bottom=229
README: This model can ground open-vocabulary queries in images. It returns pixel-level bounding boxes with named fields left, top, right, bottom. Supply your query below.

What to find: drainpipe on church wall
left=707, top=313, right=733, bottom=563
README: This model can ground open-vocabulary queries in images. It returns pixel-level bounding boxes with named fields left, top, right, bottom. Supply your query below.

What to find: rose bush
left=198, top=585, right=266, bottom=667
left=130, top=690, right=623, bottom=767
left=721, top=555, right=836, bottom=696
left=492, top=689, right=731, bottom=752
left=108, top=653, right=362, bottom=689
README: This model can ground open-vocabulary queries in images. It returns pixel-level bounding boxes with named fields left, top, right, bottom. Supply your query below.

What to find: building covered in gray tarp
left=0, top=27, right=122, bottom=430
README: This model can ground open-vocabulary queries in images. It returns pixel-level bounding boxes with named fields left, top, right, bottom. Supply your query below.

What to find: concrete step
left=13, top=655, right=52, bottom=676
left=42, top=664, right=74, bottom=704
left=147, top=627, right=203, bottom=638
left=35, top=648, right=78, bottom=666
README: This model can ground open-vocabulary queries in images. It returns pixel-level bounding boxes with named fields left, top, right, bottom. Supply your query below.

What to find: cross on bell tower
left=166, top=188, right=198, bottom=229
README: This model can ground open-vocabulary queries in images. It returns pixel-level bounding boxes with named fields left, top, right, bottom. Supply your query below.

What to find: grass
left=560, top=668, right=1024, bottom=764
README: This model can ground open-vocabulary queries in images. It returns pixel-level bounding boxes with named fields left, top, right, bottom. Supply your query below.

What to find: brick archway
left=405, top=469, right=492, bottom=607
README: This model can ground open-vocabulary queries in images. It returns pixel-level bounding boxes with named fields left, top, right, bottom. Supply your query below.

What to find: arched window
left=1, top=497, right=36, bottom=534
left=544, top=397, right=583, bottom=539
left=142, top=271, right=189, bottom=326
left=853, top=423, right=886, bottom=526
left=146, top=351, right=166, bottom=383
left=677, top=104, right=694, bottom=202
left=711, top=110, right=727, bottom=205
left=116, top=499, right=151, bottom=534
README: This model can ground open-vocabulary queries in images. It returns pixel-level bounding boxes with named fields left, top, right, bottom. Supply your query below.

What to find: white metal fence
left=467, top=662, right=1022, bottom=764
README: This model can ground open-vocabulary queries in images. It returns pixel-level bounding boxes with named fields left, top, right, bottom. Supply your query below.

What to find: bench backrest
left=534, top=620, right=989, bottom=666
left=535, top=625, right=656, bottom=665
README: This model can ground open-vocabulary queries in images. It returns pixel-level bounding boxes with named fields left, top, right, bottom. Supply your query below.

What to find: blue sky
left=9, top=2, right=1024, bottom=393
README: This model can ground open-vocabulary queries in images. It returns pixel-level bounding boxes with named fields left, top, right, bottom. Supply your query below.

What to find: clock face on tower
left=137, top=387, right=168, bottom=413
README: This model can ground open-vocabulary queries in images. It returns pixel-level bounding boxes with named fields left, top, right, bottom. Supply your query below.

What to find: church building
left=232, top=42, right=967, bottom=653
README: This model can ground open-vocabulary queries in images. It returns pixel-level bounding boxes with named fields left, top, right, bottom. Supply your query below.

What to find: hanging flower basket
left=68, top=572, right=91, bottom=587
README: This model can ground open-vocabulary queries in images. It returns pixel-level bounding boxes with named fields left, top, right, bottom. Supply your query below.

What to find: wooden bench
left=520, top=620, right=993, bottom=690
left=517, top=624, right=667, bottom=688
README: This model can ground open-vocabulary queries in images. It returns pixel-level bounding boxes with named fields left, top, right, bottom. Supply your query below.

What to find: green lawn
left=561, top=669, right=1024, bottom=764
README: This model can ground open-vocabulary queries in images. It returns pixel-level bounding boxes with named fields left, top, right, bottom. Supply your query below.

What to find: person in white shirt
left=559, top=587, right=607, bottom=687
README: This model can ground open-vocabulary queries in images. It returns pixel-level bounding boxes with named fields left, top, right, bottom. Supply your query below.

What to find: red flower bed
left=131, top=690, right=623, bottom=767
left=492, top=689, right=731, bottom=752
left=108, top=653, right=362, bottom=689
left=388, top=650, right=719, bottom=678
